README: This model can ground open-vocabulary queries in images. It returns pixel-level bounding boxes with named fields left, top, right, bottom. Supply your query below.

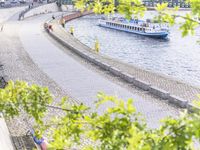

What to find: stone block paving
left=19, top=13, right=181, bottom=129
left=51, top=18, right=200, bottom=103
left=0, top=14, right=79, bottom=149
left=0, top=8, right=195, bottom=149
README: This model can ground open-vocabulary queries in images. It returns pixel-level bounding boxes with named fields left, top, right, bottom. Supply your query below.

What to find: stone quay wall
left=46, top=11, right=200, bottom=112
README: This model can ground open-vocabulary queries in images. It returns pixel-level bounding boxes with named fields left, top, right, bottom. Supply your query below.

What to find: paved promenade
left=0, top=7, right=27, bottom=150
left=0, top=5, right=196, bottom=149
left=50, top=15, right=200, bottom=103
left=19, top=14, right=180, bottom=128
left=0, top=10, right=73, bottom=149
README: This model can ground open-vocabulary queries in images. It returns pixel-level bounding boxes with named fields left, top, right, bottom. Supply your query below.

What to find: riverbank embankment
left=47, top=12, right=200, bottom=110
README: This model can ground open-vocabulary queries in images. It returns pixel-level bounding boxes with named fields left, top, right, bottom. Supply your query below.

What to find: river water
left=65, top=12, right=200, bottom=87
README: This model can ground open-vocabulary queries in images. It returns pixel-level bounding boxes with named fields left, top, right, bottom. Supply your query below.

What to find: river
left=65, top=11, right=200, bottom=87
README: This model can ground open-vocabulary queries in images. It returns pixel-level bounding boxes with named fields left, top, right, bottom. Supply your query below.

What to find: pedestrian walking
left=0, top=25, right=3, bottom=32
left=60, top=15, right=65, bottom=28
left=70, top=26, right=74, bottom=35
left=48, top=25, right=53, bottom=32
left=31, top=130, right=48, bottom=150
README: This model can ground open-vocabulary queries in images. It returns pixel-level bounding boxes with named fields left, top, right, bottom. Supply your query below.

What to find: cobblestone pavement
left=0, top=7, right=193, bottom=149
left=19, top=14, right=181, bottom=129
left=0, top=6, right=26, bottom=23
left=24, top=3, right=60, bottom=19
left=50, top=18, right=200, bottom=103
left=0, top=10, right=78, bottom=149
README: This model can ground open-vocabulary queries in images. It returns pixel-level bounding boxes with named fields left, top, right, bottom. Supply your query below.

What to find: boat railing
left=99, top=19, right=168, bottom=33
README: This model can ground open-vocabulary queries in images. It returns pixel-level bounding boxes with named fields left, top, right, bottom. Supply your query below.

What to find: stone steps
left=12, top=135, right=37, bottom=150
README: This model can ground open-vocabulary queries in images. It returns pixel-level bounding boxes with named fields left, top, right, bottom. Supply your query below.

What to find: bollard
left=95, top=39, right=100, bottom=52
left=69, top=26, right=74, bottom=36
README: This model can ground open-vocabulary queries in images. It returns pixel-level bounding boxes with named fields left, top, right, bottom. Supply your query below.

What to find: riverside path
left=0, top=6, right=27, bottom=150
left=18, top=13, right=180, bottom=128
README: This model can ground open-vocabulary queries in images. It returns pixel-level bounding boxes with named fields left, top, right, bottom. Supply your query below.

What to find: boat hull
left=99, top=23, right=169, bottom=39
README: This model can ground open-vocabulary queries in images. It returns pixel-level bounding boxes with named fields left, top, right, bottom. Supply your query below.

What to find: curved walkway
left=0, top=7, right=28, bottom=150
left=54, top=14, right=200, bottom=103
left=0, top=8, right=72, bottom=150
left=19, top=13, right=180, bottom=128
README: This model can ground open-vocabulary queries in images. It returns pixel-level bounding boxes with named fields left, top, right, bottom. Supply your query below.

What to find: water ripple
left=65, top=13, right=200, bottom=87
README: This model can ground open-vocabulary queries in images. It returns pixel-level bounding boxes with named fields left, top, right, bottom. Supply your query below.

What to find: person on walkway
left=70, top=26, right=74, bottom=35
left=44, top=23, right=49, bottom=32
left=48, top=25, right=53, bottom=32
left=0, top=25, right=3, bottom=32
left=60, top=17, right=65, bottom=28
left=52, top=15, right=55, bottom=20
left=31, top=130, right=48, bottom=150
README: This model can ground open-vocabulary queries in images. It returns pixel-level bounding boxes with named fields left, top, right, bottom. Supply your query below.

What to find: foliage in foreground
left=1, top=81, right=200, bottom=149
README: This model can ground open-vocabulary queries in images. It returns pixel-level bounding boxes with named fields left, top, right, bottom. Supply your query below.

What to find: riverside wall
left=46, top=11, right=200, bottom=112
